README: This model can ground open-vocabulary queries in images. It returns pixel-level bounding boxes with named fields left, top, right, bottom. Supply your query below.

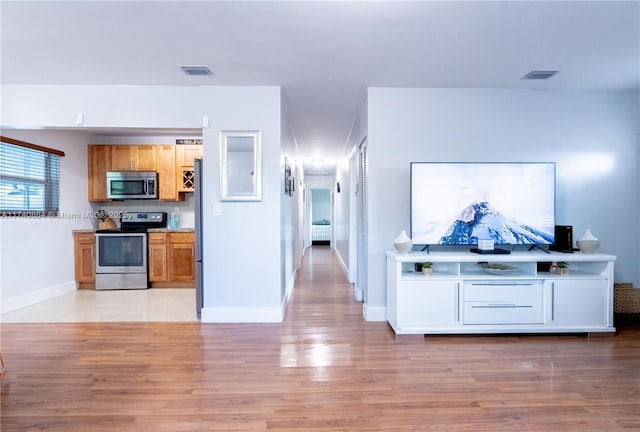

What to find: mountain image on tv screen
left=439, top=201, right=554, bottom=245
left=410, top=162, right=556, bottom=246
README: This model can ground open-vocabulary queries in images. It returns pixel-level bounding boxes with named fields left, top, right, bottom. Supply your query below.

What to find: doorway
left=309, top=188, right=332, bottom=246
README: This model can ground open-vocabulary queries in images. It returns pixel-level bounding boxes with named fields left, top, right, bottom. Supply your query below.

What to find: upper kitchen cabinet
left=88, top=145, right=110, bottom=201
left=157, top=145, right=181, bottom=201
left=110, top=145, right=157, bottom=171
left=176, top=145, right=202, bottom=192
left=88, top=144, right=200, bottom=201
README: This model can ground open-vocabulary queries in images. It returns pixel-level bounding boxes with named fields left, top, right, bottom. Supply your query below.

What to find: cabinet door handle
left=551, top=282, right=555, bottom=321
left=455, top=283, right=460, bottom=322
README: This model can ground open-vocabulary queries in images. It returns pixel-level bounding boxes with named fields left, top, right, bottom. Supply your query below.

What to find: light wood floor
left=1, top=246, right=639, bottom=431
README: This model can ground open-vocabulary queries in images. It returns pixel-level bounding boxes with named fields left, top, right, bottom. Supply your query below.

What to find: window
left=0, top=136, right=65, bottom=216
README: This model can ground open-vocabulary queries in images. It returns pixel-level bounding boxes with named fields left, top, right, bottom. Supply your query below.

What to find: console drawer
left=463, top=281, right=543, bottom=324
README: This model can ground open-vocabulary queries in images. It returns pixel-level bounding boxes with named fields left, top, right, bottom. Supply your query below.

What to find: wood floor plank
left=2, top=246, right=639, bottom=431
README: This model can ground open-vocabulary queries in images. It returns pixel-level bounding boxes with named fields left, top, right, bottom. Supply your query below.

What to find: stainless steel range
left=95, top=211, right=166, bottom=290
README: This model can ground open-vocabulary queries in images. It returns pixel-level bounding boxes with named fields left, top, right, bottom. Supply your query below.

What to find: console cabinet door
left=400, top=280, right=460, bottom=327
left=549, top=279, right=608, bottom=326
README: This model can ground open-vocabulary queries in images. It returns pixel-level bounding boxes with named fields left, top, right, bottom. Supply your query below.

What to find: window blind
left=0, top=136, right=64, bottom=216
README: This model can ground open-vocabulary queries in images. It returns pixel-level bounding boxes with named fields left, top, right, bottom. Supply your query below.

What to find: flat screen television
left=410, top=162, right=556, bottom=247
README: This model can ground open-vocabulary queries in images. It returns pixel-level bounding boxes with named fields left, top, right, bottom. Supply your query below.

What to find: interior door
left=356, top=138, right=368, bottom=303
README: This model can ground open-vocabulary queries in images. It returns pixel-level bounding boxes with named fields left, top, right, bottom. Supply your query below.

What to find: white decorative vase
left=393, top=230, right=412, bottom=254
left=576, top=229, right=600, bottom=254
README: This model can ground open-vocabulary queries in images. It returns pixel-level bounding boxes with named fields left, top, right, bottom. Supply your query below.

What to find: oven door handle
left=142, top=180, right=147, bottom=196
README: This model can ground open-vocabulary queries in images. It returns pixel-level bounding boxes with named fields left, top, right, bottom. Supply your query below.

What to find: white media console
left=386, top=251, right=616, bottom=335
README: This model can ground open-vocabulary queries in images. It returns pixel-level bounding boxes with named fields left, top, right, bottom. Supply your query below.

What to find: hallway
left=284, top=245, right=365, bottom=327
left=1, top=246, right=639, bottom=431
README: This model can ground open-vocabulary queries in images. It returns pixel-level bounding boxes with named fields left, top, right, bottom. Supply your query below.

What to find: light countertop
left=147, top=228, right=195, bottom=233
left=72, top=228, right=195, bottom=233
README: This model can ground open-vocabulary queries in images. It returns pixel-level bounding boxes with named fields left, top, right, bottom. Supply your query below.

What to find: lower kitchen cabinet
left=148, top=232, right=169, bottom=282
left=73, top=231, right=96, bottom=289
left=148, top=231, right=195, bottom=287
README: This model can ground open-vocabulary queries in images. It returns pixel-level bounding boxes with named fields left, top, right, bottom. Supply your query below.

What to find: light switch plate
left=213, top=203, right=221, bottom=216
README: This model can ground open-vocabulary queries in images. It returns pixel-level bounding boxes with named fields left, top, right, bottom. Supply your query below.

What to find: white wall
left=200, top=96, right=282, bottom=321
left=306, top=176, right=335, bottom=190
left=280, top=97, right=303, bottom=312
left=334, top=158, right=350, bottom=276
left=366, top=88, right=639, bottom=316
left=1, top=84, right=284, bottom=322
left=344, top=96, right=368, bottom=291
left=0, top=129, right=94, bottom=312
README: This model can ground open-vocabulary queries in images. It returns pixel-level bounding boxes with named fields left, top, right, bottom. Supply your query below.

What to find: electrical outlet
left=213, top=203, right=222, bottom=216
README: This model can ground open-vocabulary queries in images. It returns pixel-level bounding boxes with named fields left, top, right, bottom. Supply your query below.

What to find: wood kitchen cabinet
left=110, top=145, right=157, bottom=171
left=88, top=145, right=110, bottom=201
left=148, top=232, right=169, bottom=282
left=88, top=144, right=199, bottom=201
left=176, top=145, right=202, bottom=192
left=73, top=232, right=96, bottom=289
left=148, top=231, right=195, bottom=288
left=89, top=144, right=159, bottom=202
left=169, top=232, right=196, bottom=282
left=156, top=145, right=182, bottom=201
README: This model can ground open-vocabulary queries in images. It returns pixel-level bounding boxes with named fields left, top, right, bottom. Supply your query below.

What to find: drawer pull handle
left=471, top=304, right=533, bottom=309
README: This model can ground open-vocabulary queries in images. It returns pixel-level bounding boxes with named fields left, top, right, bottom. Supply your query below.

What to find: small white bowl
left=394, top=241, right=412, bottom=254
left=577, top=239, right=600, bottom=254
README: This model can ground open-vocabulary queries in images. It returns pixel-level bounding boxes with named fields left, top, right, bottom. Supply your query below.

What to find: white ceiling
left=2, top=1, right=639, bottom=174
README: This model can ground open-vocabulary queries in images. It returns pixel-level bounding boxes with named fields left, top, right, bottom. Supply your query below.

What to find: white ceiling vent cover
left=180, top=65, right=213, bottom=76
left=522, top=70, right=559, bottom=80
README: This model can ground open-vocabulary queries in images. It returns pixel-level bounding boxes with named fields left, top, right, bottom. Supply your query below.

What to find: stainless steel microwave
left=107, top=171, right=158, bottom=199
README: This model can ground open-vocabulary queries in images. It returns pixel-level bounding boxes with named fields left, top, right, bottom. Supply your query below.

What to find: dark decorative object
left=284, top=157, right=293, bottom=196
left=182, top=169, right=195, bottom=189
left=176, top=138, right=203, bottom=145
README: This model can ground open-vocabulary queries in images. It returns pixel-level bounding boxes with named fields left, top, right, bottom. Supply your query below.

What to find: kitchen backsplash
left=90, top=194, right=195, bottom=229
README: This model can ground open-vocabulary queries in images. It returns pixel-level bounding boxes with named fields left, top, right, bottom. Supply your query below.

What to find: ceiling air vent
left=522, top=70, right=559, bottom=80
left=180, top=65, right=213, bottom=76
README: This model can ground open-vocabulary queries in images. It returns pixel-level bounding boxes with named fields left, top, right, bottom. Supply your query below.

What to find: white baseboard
left=354, top=287, right=363, bottom=301
left=334, top=247, right=350, bottom=280
left=285, top=270, right=296, bottom=305
left=363, top=303, right=386, bottom=321
left=200, top=306, right=284, bottom=323
left=1, top=280, right=76, bottom=314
